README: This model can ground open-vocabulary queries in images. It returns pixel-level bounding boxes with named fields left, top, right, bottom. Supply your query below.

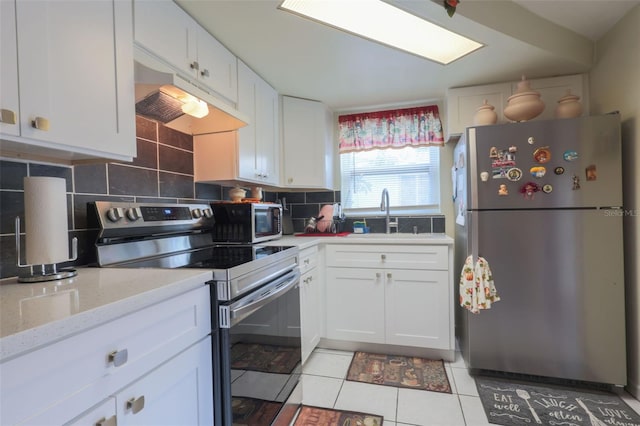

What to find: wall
left=0, top=115, right=446, bottom=278
left=590, top=4, right=640, bottom=398
left=0, top=116, right=228, bottom=278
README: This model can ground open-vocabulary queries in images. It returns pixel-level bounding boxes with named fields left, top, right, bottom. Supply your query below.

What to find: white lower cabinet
left=299, top=246, right=322, bottom=364
left=67, top=338, right=212, bottom=426
left=67, top=398, right=116, bottom=426
left=325, top=266, right=386, bottom=344
left=324, top=244, right=453, bottom=351
left=114, top=338, right=212, bottom=426
left=385, top=269, right=451, bottom=349
left=0, top=286, right=212, bottom=426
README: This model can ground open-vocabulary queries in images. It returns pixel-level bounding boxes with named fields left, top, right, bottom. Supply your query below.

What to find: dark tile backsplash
left=277, top=190, right=445, bottom=235
left=0, top=116, right=225, bottom=279
left=0, top=115, right=445, bottom=278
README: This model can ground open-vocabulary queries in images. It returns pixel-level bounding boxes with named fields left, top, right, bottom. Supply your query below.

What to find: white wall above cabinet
left=281, top=96, right=335, bottom=190
left=445, top=74, right=589, bottom=139
left=0, top=0, right=136, bottom=163
left=133, top=0, right=237, bottom=104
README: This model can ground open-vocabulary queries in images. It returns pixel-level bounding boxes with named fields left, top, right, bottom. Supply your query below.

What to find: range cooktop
left=114, top=245, right=294, bottom=270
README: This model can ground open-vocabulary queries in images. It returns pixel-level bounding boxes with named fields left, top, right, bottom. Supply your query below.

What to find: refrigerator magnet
left=563, top=150, right=579, bottom=161
left=530, top=166, right=546, bottom=178
left=506, top=168, right=522, bottom=181
left=554, top=166, right=565, bottom=175
left=533, top=147, right=551, bottom=163
left=520, top=182, right=540, bottom=199
left=572, top=175, right=581, bottom=190
left=542, top=184, right=553, bottom=194
left=586, top=165, right=597, bottom=181
left=498, top=184, right=509, bottom=196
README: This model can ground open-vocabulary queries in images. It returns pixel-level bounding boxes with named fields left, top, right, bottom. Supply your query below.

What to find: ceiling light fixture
left=279, top=0, right=483, bottom=65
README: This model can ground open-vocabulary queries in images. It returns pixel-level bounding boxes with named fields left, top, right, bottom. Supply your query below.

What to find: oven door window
left=228, top=285, right=301, bottom=424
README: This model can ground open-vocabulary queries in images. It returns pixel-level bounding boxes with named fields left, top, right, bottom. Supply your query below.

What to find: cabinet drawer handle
left=190, top=61, right=199, bottom=70
left=108, top=348, right=128, bottom=367
left=303, top=259, right=310, bottom=265
left=381, top=254, right=386, bottom=261
left=127, top=396, right=145, bottom=414
left=0, top=108, right=17, bottom=125
left=95, top=415, right=117, bottom=426
left=31, top=116, right=50, bottom=131
left=376, top=272, right=381, bottom=279
left=387, top=273, right=392, bottom=280
left=200, top=68, right=210, bottom=77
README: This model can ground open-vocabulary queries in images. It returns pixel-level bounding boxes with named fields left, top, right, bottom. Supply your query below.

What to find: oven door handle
left=220, top=268, right=301, bottom=328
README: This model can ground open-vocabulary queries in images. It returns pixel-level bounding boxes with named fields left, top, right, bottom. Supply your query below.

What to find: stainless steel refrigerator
left=453, top=113, right=626, bottom=386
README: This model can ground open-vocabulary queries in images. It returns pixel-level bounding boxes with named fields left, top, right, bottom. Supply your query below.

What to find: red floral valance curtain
left=338, top=105, right=444, bottom=153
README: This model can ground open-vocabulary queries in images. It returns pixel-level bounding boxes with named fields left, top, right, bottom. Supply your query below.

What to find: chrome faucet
left=380, top=188, right=398, bottom=234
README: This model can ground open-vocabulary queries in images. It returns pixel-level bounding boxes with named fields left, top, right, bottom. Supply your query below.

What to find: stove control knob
left=203, top=208, right=213, bottom=218
left=126, top=207, right=142, bottom=221
left=192, top=208, right=203, bottom=219
left=106, top=207, right=125, bottom=222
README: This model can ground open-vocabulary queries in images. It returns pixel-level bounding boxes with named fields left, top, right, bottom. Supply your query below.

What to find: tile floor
left=295, top=348, right=640, bottom=426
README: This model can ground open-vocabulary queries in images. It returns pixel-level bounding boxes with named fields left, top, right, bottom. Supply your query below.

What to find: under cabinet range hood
left=133, top=50, right=248, bottom=135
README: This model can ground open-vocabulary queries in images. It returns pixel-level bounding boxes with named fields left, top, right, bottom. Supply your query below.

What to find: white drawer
left=326, top=244, right=448, bottom=270
left=299, top=245, right=318, bottom=274
left=0, top=286, right=210, bottom=426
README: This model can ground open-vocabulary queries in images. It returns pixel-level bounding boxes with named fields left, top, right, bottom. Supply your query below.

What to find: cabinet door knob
left=376, top=272, right=381, bottom=279
left=31, top=116, right=50, bottom=131
left=387, top=273, right=392, bottom=280
left=0, top=108, right=17, bottom=125
left=190, top=61, right=199, bottom=70
left=381, top=254, right=386, bottom=261
left=200, top=68, right=210, bottom=77
left=126, top=396, right=145, bottom=414
left=95, top=415, right=117, bottom=426
left=108, top=348, right=128, bottom=367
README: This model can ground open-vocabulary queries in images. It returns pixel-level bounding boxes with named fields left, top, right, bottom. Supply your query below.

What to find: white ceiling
left=176, top=0, right=638, bottom=113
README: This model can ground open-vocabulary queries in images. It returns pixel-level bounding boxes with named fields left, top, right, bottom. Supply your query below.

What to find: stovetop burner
left=117, top=245, right=294, bottom=270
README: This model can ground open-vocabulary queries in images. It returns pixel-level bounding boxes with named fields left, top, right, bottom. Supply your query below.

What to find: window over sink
left=338, top=105, right=444, bottom=216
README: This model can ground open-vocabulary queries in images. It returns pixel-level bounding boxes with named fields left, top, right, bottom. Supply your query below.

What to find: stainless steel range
left=89, top=201, right=302, bottom=426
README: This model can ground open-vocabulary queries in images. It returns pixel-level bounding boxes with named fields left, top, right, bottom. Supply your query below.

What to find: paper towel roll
left=24, top=177, right=70, bottom=265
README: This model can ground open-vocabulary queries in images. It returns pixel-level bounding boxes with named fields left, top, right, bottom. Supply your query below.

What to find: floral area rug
left=475, top=376, right=640, bottom=426
left=346, top=351, right=452, bottom=393
left=231, top=397, right=282, bottom=425
left=293, top=405, right=383, bottom=426
left=230, top=342, right=300, bottom=374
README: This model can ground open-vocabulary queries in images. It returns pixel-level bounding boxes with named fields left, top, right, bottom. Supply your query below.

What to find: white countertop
left=0, top=267, right=211, bottom=362
left=0, top=234, right=452, bottom=361
left=273, top=232, right=454, bottom=249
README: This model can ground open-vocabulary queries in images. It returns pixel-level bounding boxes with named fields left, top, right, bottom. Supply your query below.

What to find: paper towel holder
left=14, top=216, right=78, bottom=283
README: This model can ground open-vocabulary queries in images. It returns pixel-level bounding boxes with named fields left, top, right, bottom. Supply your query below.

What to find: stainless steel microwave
left=210, top=202, right=282, bottom=244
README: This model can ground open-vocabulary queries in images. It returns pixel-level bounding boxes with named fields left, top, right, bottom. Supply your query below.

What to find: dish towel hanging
left=459, top=255, right=500, bottom=313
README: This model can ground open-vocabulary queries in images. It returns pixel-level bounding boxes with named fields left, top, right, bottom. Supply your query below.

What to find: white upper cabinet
left=281, top=96, right=335, bottom=190
left=445, top=73, right=588, bottom=139
left=237, top=60, right=280, bottom=185
left=0, top=1, right=19, bottom=137
left=134, top=0, right=238, bottom=103
left=194, top=61, right=279, bottom=187
left=0, top=0, right=136, bottom=162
